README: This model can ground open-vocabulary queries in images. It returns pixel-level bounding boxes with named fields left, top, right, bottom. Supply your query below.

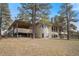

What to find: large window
left=52, top=26, right=57, bottom=32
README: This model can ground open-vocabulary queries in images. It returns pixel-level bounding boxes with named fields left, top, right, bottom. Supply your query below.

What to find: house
left=7, top=19, right=68, bottom=39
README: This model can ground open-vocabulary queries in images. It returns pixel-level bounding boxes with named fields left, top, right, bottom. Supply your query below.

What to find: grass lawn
left=0, top=38, right=79, bottom=56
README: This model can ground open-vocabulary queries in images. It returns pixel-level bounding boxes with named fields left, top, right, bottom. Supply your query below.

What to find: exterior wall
left=48, top=26, right=52, bottom=38
left=35, top=24, right=51, bottom=38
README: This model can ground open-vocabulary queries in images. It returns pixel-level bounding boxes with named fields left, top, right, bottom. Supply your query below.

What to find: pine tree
left=2, top=3, right=12, bottom=30
left=0, top=3, right=12, bottom=37
left=18, top=3, right=51, bottom=38
left=59, top=3, right=78, bottom=40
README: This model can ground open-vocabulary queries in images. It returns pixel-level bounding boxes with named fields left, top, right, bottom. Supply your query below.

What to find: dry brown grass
left=0, top=38, right=79, bottom=56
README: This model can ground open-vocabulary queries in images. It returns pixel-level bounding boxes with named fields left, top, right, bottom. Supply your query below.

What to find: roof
left=8, top=20, right=32, bottom=30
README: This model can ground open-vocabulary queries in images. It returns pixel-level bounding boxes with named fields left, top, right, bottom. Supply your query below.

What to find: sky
left=8, top=3, right=79, bottom=31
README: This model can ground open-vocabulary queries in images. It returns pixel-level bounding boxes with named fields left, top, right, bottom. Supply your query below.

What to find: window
left=42, top=33, right=44, bottom=38
left=54, top=35, right=58, bottom=38
left=42, top=25, right=44, bottom=28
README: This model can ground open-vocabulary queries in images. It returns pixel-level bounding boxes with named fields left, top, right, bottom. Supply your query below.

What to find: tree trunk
left=0, top=8, right=2, bottom=38
left=67, top=10, right=70, bottom=40
left=32, top=4, right=36, bottom=39
left=67, top=16, right=70, bottom=40
left=0, top=17, right=2, bottom=38
left=16, top=22, right=18, bottom=39
left=66, top=4, right=70, bottom=40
